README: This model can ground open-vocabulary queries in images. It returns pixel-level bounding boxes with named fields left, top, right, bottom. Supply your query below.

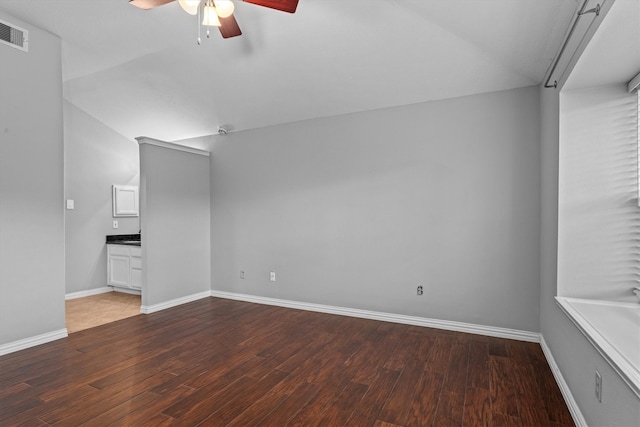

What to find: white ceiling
left=0, top=0, right=581, bottom=142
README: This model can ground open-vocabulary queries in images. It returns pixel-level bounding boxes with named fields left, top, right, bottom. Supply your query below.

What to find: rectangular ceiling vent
left=0, top=19, right=28, bottom=52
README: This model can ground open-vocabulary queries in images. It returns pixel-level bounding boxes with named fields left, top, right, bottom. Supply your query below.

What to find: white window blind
left=558, top=85, right=640, bottom=300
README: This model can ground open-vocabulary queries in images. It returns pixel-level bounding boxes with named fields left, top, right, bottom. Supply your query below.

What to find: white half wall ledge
left=0, top=329, right=68, bottom=357
left=136, top=136, right=210, bottom=157
left=209, top=290, right=541, bottom=343
left=556, top=297, right=640, bottom=399
left=140, top=291, right=212, bottom=314
left=540, top=335, right=588, bottom=427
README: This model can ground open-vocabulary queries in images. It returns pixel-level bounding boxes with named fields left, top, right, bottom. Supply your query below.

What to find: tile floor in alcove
left=65, top=292, right=141, bottom=333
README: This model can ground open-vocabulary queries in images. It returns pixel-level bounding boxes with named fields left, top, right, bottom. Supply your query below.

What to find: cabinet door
left=109, top=255, right=130, bottom=287
left=130, top=257, right=142, bottom=290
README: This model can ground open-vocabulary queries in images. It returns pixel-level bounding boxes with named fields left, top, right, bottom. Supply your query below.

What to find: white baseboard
left=0, top=329, right=68, bottom=356
left=210, top=290, right=540, bottom=343
left=65, top=286, right=113, bottom=300
left=140, top=290, right=211, bottom=314
left=112, top=287, right=142, bottom=296
left=540, top=335, right=587, bottom=427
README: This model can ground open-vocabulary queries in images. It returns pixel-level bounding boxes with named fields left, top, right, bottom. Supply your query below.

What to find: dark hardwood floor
left=0, top=297, right=574, bottom=426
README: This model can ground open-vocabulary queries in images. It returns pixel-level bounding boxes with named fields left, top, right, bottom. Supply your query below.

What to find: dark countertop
left=106, top=234, right=141, bottom=246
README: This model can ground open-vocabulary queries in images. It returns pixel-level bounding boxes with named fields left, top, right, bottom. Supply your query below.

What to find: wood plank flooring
left=0, top=297, right=574, bottom=426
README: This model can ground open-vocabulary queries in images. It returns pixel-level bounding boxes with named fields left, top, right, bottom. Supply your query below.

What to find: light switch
left=113, top=220, right=119, bottom=229
left=66, top=199, right=74, bottom=210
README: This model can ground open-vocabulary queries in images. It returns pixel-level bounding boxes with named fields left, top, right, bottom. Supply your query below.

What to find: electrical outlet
left=595, top=370, right=602, bottom=402
left=240, top=270, right=245, bottom=279
left=112, top=220, right=118, bottom=229
left=417, top=285, right=423, bottom=295
left=270, top=272, right=276, bottom=282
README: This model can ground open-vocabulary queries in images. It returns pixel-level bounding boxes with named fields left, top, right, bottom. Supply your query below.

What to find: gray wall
left=539, top=87, right=640, bottom=427
left=210, top=86, right=541, bottom=332
left=0, top=12, right=66, bottom=345
left=558, top=84, right=639, bottom=302
left=140, top=142, right=210, bottom=308
left=64, top=101, right=139, bottom=295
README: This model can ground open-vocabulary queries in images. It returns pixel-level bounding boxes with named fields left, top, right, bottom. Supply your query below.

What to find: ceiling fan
left=129, top=0, right=299, bottom=39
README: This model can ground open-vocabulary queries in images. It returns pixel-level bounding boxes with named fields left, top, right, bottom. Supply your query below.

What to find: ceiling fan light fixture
left=213, top=0, right=234, bottom=18
left=130, top=0, right=299, bottom=40
left=178, top=0, right=200, bottom=15
left=202, top=2, right=221, bottom=26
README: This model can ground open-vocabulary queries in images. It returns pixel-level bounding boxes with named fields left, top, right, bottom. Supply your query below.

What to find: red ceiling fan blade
left=243, top=0, right=299, bottom=13
left=129, top=0, right=297, bottom=40
left=129, top=0, right=175, bottom=10
left=219, top=14, right=242, bottom=38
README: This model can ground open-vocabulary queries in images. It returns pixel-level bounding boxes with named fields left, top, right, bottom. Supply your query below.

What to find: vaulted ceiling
left=1, top=0, right=581, bottom=142
left=564, top=0, right=639, bottom=91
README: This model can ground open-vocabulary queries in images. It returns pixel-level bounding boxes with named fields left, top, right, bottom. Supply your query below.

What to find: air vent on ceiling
left=0, top=19, right=28, bottom=52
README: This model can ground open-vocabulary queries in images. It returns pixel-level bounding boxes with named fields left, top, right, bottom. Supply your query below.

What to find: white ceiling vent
left=0, top=19, right=28, bottom=52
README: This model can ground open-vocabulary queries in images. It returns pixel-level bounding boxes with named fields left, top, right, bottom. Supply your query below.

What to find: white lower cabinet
left=129, top=257, right=142, bottom=289
left=108, top=254, right=130, bottom=287
left=107, top=244, right=142, bottom=291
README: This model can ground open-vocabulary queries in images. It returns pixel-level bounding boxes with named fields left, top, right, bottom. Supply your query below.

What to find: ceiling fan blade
left=129, top=0, right=175, bottom=10
left=243, top=0, right=299, bottom=13
left=219, top=14, right=242, bottom=38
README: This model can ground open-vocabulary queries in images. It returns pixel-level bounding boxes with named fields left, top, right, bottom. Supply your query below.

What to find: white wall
left=558, top=84, right=639, bottom=302
left=540, top=86, right=640, bottom=427
left=0, top=12, right=66, bottom=345
left=64, top=102, right=139, bottom=295
left=209, top=86, right=541, bottom=332
left=139, top=142, right=210, bottom=308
